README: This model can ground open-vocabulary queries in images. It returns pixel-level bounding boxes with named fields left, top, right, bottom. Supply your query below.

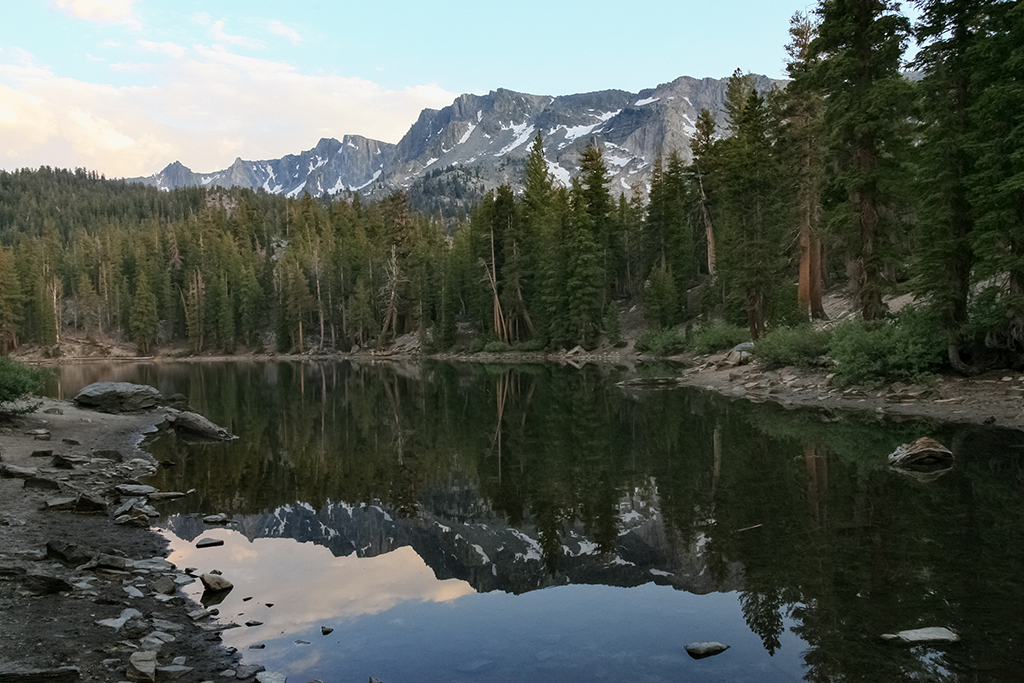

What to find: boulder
left=888, top=437, right=953, bottom=469
left=196, top=537, right=225, bottom=549
left=17, top=573, right=75, bottom=596
left=166, top=411, right=234, bottom=442
left=24, top=477, right=61, bottom=491
left=255, top=673, right=286, bottom=683
left=74, top=382, right=162, bottom=413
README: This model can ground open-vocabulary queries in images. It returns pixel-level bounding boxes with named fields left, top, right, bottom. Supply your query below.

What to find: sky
left=0, top=0, right=901, bottom=179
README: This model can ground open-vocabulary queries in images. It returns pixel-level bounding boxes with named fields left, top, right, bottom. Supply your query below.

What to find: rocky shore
left=0, top=392, right=267, bottom=683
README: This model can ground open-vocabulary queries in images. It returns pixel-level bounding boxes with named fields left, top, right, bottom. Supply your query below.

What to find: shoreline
left=0, top=397, right=247, bottom=682
left=23, top=347, right=1024, bottom=433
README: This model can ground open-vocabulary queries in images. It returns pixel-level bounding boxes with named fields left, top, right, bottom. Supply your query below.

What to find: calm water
left=47, top=360, right=1024, bottom=682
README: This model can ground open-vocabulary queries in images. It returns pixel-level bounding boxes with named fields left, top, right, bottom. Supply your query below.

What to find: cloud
left=50, top=0, right=140, bottom=27
left=0, top=46, right=458, bottom=178
left=268, top=20, right=302, bottom=45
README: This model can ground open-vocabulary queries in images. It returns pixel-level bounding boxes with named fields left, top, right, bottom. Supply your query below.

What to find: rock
left=115, top=509, right=151, bottom=527
left=881, top=627, right=960, bottom=643
left=127, top=651, right=158, bottom=683
left=34, top=434, right=52, bottom=441
left=117, top=484, right=159, bottom=496
left=166, top=411, right=235, bottom=441
left=112, top=497, right=146, bottom=517
left=888, top=437, right=953, bottom=468
left=17, top=573, right=75, bottom=595
left=200, top=573, right=233, bottom=592
left=155, top=666, right=193, bottom=680
left=72, top=492, right=108, bottom=513
left=685, top=641, right=731, bottom=659
left=320, top=626, right=333, bottom=636
left=123, top=585, right=144, bottom=598
left=61, top=438, right=81, bottom=446
left=74, top=382, right=162, bottom=413
left=93, top=553, right=129, bottom=571
left=46, top=540, right=92, bottom=567
left=95, top=608, right=144, bottom=630
left=42, top=407, right=63, bottom=415
left=196, top=538, right=225, bottom=549
left=0, top=665, right=80, bottom=682
left=44, top=497, right=78, bottom=511
left=148, top=491, right=186, bottom=501
left=203, top=513, right=230, bottom=524
left=235, top=665, right=265, bottom=677
left=2, top=464, right=39, bottom=478
left=23, top=476, right=61, bottom=491
left=245, top=620, right=263, bottom=627
left=30, top=449, right=54, bottom=458
left=254, top=673, right=286, bottom=683
left=152, top=619, right=185, bottom=633
left=187, top=608, right=211, bottom=620
left=24, top=429, right=50, bottom=437
left=152, top=576, right=176, bottom=595
left=49, top=455, right=75, bottom=470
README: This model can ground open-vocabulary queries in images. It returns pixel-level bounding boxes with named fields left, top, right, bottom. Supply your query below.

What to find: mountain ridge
left=128, top=73, right=781, bottom=212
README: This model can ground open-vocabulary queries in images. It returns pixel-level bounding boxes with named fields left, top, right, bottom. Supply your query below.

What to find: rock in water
left=881, top=627, right=960, bottom=644
left=166, top=410, right=234, bottom=441
left=196, top=537, right=224, bottom=548
left=199, top=573, right=233, bottom=592
left=888, top=437, right=953, bottom=468
left=685, top=641, right=731, bottom=659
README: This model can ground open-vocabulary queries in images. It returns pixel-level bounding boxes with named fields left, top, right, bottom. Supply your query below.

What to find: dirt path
left=0, top=398, right=257, bottom=683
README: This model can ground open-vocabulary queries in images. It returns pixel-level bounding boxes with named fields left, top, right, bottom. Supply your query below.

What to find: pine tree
left=565, top=179, right=604, bottom=347
left=784, top=11, right=827, bottom=320
left=0, top=247, right=22, bottom=352
left=129, top=273, right=158, bottom=354
left=963, top=1, right=1024, bottom=359
left=810, top=0, right=913, bottom=320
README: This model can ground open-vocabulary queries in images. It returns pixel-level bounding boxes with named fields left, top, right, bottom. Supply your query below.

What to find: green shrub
left=687, top=321, right=750, bottom=354
left=636, top=329, right=686, bottom=355
left=513, top=339, right=546, bottom=352
left=0, top=356, right=46, bottom=412
left=828, top=309, right=946, bottom=385
left=467, top=338, right=486, bottom=354
left=755, top=326, right=832, bottom=368
left=482, top=340, right=512, bottom=353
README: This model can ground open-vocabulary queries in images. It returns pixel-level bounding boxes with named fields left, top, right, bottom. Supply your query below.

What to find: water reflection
left=46, top=360, right=1024, bottom=682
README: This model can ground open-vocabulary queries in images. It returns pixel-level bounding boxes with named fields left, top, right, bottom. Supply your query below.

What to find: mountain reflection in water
left=47, top=360, right=1024, bottom=682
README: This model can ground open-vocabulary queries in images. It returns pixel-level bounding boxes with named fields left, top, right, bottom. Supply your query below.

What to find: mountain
left=128, top=74, right=780, bottom=214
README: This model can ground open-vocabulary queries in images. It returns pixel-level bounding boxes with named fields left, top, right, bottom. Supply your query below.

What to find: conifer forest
left=1, top=1, right=1022, bottom=375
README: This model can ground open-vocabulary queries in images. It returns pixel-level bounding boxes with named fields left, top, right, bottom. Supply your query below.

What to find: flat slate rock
left=0, top=666, right=80, bottom=683
left=196, top=538, right=225, bottom=549
left=73, top=382, right=162, bottom=413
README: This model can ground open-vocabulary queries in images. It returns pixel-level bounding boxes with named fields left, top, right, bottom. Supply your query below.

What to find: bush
left=636, top=329, right=686, bottom=355
left=687, top=321, right=750, bottom=354
left=482, top=340, right=512, bottom=353
left=0, top=356, right=46, bottom=412
left=755, top=326, right=832, bottom=368
left=513, top=339, right=546, bottom=352
left=828, top=309, right=946, bottom=385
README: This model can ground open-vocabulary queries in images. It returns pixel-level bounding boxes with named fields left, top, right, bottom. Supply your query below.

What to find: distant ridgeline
left=2, top=2, right=1023, bottom=381
left=126, top=74, right=781, bottom=216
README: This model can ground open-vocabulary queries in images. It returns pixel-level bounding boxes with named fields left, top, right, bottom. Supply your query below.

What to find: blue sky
left=0, top=0, right=910, bottom=178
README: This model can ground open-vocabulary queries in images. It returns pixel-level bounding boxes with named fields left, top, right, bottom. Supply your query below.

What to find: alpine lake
left=46, top=360, right=1024, bottom=683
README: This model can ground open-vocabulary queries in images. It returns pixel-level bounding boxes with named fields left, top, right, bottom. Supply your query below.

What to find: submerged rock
left=200, top=573, right=233, bottom=592
left=881, top=627, right=960, bottom=644
left=685, top=641, right=731, bottom=659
